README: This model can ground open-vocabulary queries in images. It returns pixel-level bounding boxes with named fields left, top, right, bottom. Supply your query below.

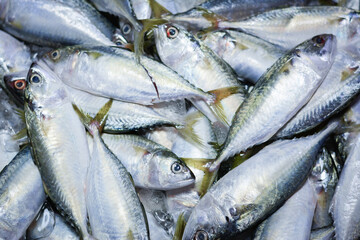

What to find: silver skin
left=0, top=145, right=46, bottom=240
left=0, top=29, right=31, bottom=88
left=0, top=0, right=115, bottom=47
left=130, top=0, right=151, bottom=20
left=253, top=180, right=317, bottom=240
left=87, top=133, right=195, bottom=190
left=211, top=34, right=336, bottom=171
left=24, top=62, right=92, bottom=239
left=41, top=46, right=213, bottom=106
left=275, top=51, right=360, bottom=139
left=199, top=30, right=285, bottom=84
left=67, top=87, right=184, bottom=133
left=311, top=148, right=338, bottom=230
left=89, top=0, right=141, bottom=32
left=154, top=23, right=246, bottom=132
left=331, top=131, right=360, bottom=240
left=218, top=6, right=360, bottom=50
left=53, top=0, right=116, bottom=40
left=86, top=128, right=149, bottom=240
left=27, top=205, right=79, bottom=240
left=164, top=0, right=308, bottom=31
left=182, top=122, right=337, bottom=240
left=156, top=0, right=206, bottom=14
left=310, top=226, right=335, bottom=240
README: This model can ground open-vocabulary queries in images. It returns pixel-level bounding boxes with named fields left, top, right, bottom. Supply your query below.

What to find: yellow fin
left=135, top=19, right=168, bottom=62
left=73, top=99, right=113, bottom=135
left=149, top=0, right=171, bottom=18
left=12, top=128, right=27, bottom=141
left=177, top=111, right=206, bottom=150
left=172, top=213, right=186, bottom=240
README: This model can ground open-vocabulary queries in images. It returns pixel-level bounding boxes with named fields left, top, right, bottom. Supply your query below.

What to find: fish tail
left=73, top=99, right=113, bottom=135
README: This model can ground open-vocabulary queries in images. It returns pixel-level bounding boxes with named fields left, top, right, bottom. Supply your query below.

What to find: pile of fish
left=1, top=0, right=360, bottom=239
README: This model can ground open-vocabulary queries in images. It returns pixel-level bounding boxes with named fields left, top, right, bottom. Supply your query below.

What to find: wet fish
left=331, top=130, right=360, bottom=239
left=0, top=29, right=31, bottom=88
left=0, top=0, right=115, bottom=47
left=218, top=6, right=359, bottom=50
left=41, top=46, right=214, bottom=106
left=211, top=34, right=336, bottom=171
left=0, top=145, right=46, bottom=240
left=154, top=23, right=246, bottom=131
left=199, top=30, right=285, bottom=83
left=24, top=61, right=92, bottom=239
left=165, top=0, right=309, bottom=31
left=275, top=51, right=360, bottom=139
left=83, top=112, right=149, bottom=239
left=310, top=226, right=335, bottom=240
left=182, top=121, right=337, bottom=240
left=311, top=148, right=338, bottom=230
left=253, top=179, right=317, bottom=240
left=87, top=133, right=195, bottom=190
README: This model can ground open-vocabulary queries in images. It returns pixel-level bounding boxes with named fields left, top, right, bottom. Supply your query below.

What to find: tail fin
left=172, top=213, right=186, bottom=240
left=73, top=99, right=113, bottom=135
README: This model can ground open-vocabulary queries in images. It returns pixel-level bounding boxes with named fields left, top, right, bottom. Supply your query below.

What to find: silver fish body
left=24, top=62, right=91, bottom=238
left=200, top=30, right=285, bottom=83
left=182, top=122, right=337, bottom=240
left=332, top=132, right=360, bottom=240
left=130, top=0, right=151, bottom=19
left=310, top=226, right=335, bottom=240
left=86, top=129, right=149, bottom=239
left=218, top=6, right=359, bottom=50
left=253, top=180, right=317, bottom=240
left=275, top=51, right=360, bottom=139
left=0, top=145, right=45, bottom=240
left=42, top=46, right=213, bottom=106
left=0, top=0, right=115, bottom=47
left=87, top=133, right=195, bottom=190
left=212, top=34, right=336, bottom=170
left=154, top=23, right=246, bottom=129
left=68, top=87, right=184, bottom=133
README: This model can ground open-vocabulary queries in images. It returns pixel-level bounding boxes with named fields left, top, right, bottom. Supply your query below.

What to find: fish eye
left=30, top=73, right=42, bottom=84
left=50, top=50, right=60, bottom=60
left=14, top=79, right=26, bottom=90
left=194, top=230, right=208, bottom=240
left=122, top=24, right=132, bottom=35
left=313, top=36, right=325, bottom=46
left=171, top=162, right=183, bottom=173
left=166, top=26, right=179, bottom=39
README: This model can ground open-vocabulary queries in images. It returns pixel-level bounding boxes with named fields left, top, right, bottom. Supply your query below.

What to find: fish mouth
left=163, top=178, right=196, bottom=190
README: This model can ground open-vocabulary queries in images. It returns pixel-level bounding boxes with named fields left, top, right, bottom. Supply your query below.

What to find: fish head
left=294, top=34, right=337, bottom=76
left=3, top=70, right=27, bottom=105
left=41, top=47, right=77, bottom=73
left=154, top=23, right=200, bottom=67
left=147, top=150, right=195, bottom=190
left=182, top=192, right=232, bottom=240
left=119, top=19, right=134, bottom=43
left=25, top=61, right=67, bottom=110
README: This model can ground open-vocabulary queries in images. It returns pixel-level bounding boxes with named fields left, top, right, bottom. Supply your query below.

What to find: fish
left=182, top=121, right=337, bottom=240
left=41, top=46, right=214, bottom=106
left=131, top=0, right=151, bottom=20
left=24, top=61, right=92, bottom=239
left=0, top=0, right=115, bottom=47
left=0, top=29, right=31, bottom=89
left=211, top=34, right=336, bottom=171
left=253, top=179, right=317, bottom=240
left=275, top=51, right=360, bottom=139
left=199, top=30, right=286, bottom=83
left=78, top=102, right=149, bottom=240
left=218, top=6, right=359, bottom=50
left=154, top=23, right=246, bottom=141
left=310, top=226, right=335, bottom=240
left=311, top=148, right=338, bottom=230
left=87, top=133, right=195, bottom=190
left=0, top=145, right=46, bottom=240
left=331, top=130, right=360, bottom=239
left=164, top=0, right=309, bottom=32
